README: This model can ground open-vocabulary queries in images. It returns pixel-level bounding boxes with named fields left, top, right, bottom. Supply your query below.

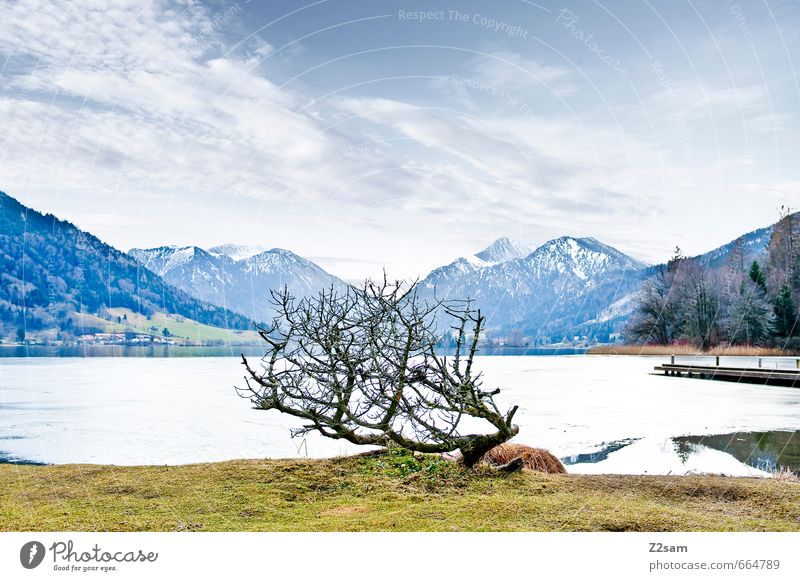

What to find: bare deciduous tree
left=680, top=260, right=721, bottom=351
left=767, top=207, right=800, bottom=302
left=729, top=278, right=774, bottom=345
left=627, top=248, right=684, bottom=345
left=238, top=278, right=519, bottom=467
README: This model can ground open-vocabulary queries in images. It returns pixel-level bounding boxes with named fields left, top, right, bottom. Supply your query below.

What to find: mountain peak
left=548, top=235, right=598, bottom=247
left=475, top=237, right=533, bottom=263
left=531, top=236, right=646, bottom=277
left=208, top=243, right=269, bottom=261
left=127, top=245, right=221, bottom=276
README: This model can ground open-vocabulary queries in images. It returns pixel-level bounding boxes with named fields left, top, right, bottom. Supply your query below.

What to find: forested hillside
left=627, top=209, right=800, bottom=350
left=0, top=191, right=252, bottom=340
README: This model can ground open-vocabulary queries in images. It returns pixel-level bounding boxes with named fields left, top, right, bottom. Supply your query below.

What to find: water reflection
left=674, top=431, right=800, bottom=472
left=0, top=452, right=46, bottom=465
left=562, top=438, right=639, bottom=465
left=567, top=431, right=800, bottom=476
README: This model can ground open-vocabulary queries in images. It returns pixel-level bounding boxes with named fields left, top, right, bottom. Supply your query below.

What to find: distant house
left=95, top=333, right=126, bottom=344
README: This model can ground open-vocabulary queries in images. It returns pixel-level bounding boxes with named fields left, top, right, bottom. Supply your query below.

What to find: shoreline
left=588, top=345, right=800, bottom=357
left=3, top=344, right=798, bottom=358
left=2, top=455, right=798, bottom=532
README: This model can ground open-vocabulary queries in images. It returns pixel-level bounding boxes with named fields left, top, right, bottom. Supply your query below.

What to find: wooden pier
left=655, top=356, right=800, bottom=387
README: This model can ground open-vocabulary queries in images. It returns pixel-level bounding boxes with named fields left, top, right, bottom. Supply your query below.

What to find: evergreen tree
left=773, top=284, right=798, bottom=338
left=749, top=261, right=766, bottom=291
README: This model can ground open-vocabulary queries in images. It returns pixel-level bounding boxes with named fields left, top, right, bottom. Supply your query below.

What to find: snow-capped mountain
left=129, top=246, right=238, bottom=309
left=208, top=243, right=269, bottom=261
left=235, top=248, right=348, bottom=320
left=421, top=236, right=648, bottom=339
left=128, top=245, right=346, bottom=323
left=422, top=237, right=532, bottom=293
left=506, top=236, right=645, bottom=285
left=474, top=237, right=534, bottom=263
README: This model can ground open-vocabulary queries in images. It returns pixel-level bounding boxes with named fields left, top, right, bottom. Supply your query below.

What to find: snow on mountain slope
left=582, top=290, right=643, bottom=326
left=474, top=237, right=534, bottom=263
left=521, top=237, right=646, bottom=281
left=423, top=237, right=530, bottom=292
left=0, top=191, right=251, bottom=332
left=128, top=219, right=778, bottom=342
left=128, top=245, right=346, bottom=323
left=694, top=225, right=773, bottom=270
left=235, top=249, right=348, bottom=319
left=128, top=245, right=214, bottom=276
left=129, top=246, right=238, bottom=313
left=208, top=243, right=269, bottom=261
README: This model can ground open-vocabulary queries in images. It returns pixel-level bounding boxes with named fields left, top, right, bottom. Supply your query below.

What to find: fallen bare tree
left=238, top=277, right=519, bottom=467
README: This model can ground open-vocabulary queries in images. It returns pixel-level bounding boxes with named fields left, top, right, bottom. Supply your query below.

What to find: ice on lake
left=1, top=355, right=799, bottom=475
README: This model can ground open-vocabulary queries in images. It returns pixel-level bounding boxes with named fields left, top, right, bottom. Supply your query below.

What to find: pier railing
left=655, top=355, right=800, bottom=387
left=666, top=354, right=800, bottom=369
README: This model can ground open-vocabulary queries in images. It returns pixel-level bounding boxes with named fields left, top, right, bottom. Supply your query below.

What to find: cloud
left=466, top=50, right=576, bottom=96
left=647, top=81, right=781, bottom=134
left=331, top=94, right=671, bottom=222
left=0, top=0, right=348, bottom=202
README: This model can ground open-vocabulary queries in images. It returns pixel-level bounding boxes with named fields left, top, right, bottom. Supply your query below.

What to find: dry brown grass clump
left=481, top=443, right=567, bottom=474
left=771, top=466, right=800, bottom=482
left=589, top=344, right=794, bottom=356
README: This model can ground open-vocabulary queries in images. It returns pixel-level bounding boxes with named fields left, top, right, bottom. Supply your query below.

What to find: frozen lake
left=1, top=355, right=799, bottom=475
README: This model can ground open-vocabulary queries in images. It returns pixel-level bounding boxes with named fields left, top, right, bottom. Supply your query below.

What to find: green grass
left=2, top=450, right=799, bottom=532
left=74, top=307, right=260, bottom=344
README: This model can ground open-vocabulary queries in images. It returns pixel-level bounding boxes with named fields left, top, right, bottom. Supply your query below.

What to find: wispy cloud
left=647, top=82, right=781, bottom=132
left=467, top=50, right=576, bottom=95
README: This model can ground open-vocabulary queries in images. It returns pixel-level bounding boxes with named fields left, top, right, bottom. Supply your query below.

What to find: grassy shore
left=588, top=344, right=798, bottom=357
left=2, top=451, right=799, bottom=532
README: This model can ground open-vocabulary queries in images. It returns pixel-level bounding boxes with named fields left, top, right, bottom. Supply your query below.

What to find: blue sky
left=1, top=0, right=799, bottom=279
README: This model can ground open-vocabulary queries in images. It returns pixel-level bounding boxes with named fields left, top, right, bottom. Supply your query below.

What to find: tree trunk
left=458, top=426, right=519, bottom=467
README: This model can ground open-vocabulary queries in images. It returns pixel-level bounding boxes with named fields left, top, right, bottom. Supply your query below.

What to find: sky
left=1, top=0, right=799, bottom=281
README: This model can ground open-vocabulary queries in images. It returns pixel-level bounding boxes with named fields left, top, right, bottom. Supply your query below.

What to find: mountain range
left=128, top=245, right=346, bottom=324
left=128, top=221, right=778, bottom=344
left=0, top=189, right=783, bottom=345
left=428, top=224, right=775, bottom=342
left=420, top=236, right=649, bottom=341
